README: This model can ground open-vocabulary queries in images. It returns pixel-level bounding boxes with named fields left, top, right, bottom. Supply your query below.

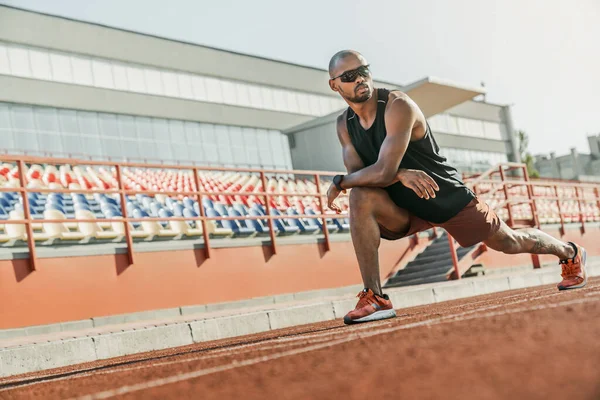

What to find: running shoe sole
left=343, top=309, right=397, bottom=325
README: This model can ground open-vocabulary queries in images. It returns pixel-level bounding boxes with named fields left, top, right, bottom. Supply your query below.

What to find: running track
left=2, top=278, right=600, bottom=399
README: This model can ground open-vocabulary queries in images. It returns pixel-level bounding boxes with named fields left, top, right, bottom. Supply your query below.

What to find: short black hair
left=328, top=50, right=362, bottom=77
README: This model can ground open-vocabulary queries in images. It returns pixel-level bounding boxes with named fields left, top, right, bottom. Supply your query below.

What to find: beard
left=345, top=85, right=372, bottom=103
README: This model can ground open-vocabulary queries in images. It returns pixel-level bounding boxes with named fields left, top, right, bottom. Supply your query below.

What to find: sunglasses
left=330, top=64, right=371, bottom=83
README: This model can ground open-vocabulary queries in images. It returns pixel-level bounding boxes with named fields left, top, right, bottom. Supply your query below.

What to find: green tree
left=518, top=130, right=540, bottom=178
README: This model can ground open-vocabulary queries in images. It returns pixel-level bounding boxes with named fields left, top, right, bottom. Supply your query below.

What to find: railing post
left=314, top=174, right=331, bottom=252
left=260, top=172, right=277, bottom=255
left=522, top=166, right=540, bottom=228
left=595, top=188, right=600, bottom=227
left=575, top=186, right=585, bottom=234
left=447, top=235, right=461, bottom=280
left=555, top=185, right=565, bottom=236
left=498, top=166, right=514, bottom=227
left=115, top=165, right=135, bottom=265
left=17, top=160, right=37, bottom=271
left=193, top=168, right=211, bottom=259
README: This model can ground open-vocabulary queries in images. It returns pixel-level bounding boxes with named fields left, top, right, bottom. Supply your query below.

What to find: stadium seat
left=269, top=208, right=300, bottom=235
left=248, top=208, right=271, bottom=235
left=172, top=203, right=185, bottom=217
left=218, top=208, right=256, bottom=237
left=41, top=209, right=84, bottom=242
left=74, top=209, right=119, bottom=241
left=305, top=208, right=338, bottom=233
left=204, top=208, right=234, bottom=238
left=285, top=208, right=318, bottom=234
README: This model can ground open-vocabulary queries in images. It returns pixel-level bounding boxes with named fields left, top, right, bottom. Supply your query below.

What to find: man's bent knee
left=349, top=187, right=387, bottom=208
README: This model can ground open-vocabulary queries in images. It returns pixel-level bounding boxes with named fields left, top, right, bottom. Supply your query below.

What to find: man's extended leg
left=483, top=221, right=587, bottom=290
left=343, top=187, right=414, bottom=324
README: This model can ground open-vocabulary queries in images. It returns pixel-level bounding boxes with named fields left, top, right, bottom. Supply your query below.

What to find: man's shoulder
left=336, top=110, right=349, bottom=133
left=383, top=89, right=425, bottom=125
left=385, top=90, right=415, bottom=111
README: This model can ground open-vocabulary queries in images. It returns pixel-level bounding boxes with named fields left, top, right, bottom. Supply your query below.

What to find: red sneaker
left=343, top=288, right=396, bottom=325
left=557, top=242, right=588, bottom=291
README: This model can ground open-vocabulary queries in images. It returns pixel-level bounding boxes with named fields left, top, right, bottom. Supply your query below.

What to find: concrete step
left=389, top=264, right=453, bottom=283
left=385, top=272, right=450, bottom=288
left=400, top=258, right=453, bottom=273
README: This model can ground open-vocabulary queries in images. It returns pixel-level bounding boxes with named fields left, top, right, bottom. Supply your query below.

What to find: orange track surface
left=2, top=278, right=600, bottom=400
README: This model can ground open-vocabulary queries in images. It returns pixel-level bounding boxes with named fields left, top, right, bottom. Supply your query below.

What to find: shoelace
left=559, top=261, right=579, bottom=278
left=355, top=290, right=372, bottom=309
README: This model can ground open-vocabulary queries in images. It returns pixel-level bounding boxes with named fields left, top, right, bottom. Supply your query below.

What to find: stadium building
left=0, top=5, right=519, bottom=174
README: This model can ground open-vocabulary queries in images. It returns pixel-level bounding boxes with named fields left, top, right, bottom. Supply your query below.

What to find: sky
left=1, top=0, right=599, bottom=156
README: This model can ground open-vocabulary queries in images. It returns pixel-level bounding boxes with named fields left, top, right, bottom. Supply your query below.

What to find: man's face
left=329, top=56, right=373, bottom=104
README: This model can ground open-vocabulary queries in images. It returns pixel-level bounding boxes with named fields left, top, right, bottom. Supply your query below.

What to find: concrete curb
left=1, top=264, right=599, bottom=378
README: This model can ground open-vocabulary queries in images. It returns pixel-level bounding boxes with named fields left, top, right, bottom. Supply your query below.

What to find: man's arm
left=339, top=96, right=416, bottom=190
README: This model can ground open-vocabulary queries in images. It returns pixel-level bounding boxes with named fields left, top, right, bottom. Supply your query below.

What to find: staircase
left=384, top=232, right=477, bottom=288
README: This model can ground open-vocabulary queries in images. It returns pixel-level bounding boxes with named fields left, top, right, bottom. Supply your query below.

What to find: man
left=326, top=50, right=588, bottom=325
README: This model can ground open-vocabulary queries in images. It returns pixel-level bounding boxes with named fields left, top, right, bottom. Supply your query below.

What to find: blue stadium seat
left=305, top=208, right=338, bottom=233
left=45, top=202, right=66, bottom=215
left=104, top=208, right=122, bottom=218
left=1, top=192, right=17, bottom=203
left=209, top=208, right=254, bottom=237
left=101, top=202, right=121, bottom=215
left=250, top=204, right=266, bottom=216
left=132, top=208, right=149, bottom=218
left=126, top=201, right=138, bottom=215
left=205, top=208, right=229, bottom=231
left=202, top=198, right=214, bottom=210
left=229, top=209, right=256, bottom=236
left=142, top=197, right=153, bottom=210
left=172, top=203, right=184, bottom=217
left=333, top=217, right=350, bottom=232
left=27, top=192, right=39, bottom=200
left=46, top=194, right=64, bottom=206
left=182, top=207, right=198, bottom=227
left=232, top=204, right=248, bottom=216
left=248, top=209, right=271, bottom=234
left=150, top=202, right=163, bottom=217
left=157, top=208, right=172, bottom=228
left=213, top=202, right=228, bottom=216
left=269, top=208, right=300, bottom=235
left=100, top=196, right=118, bottom=207
left=183, top=197, right=195, bottom=210
left=0, top=197, right=10, bottom=209
left=286, top=208, right=318, bottom=234
left=74, top=202, right=92, bottom=212
left=165, top=197, right=176, bottom=210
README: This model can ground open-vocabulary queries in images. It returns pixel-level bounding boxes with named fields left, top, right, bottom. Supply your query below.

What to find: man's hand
left=327, top=182, right=346, bottom=213
left=390, top=168, right=439, bottom=199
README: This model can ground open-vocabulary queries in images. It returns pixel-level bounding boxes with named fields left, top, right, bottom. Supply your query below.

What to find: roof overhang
left=402, top=77, right=485, bottom=117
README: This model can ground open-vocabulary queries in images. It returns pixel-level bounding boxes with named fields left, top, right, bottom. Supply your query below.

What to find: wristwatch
left=333, top=175, right=344, bottom=191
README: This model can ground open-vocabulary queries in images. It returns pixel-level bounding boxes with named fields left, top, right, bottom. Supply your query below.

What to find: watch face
left=334, top=175, right=343, bottom=189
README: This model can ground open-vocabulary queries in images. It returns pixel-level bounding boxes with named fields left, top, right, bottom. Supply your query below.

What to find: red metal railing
left=0, top=155, right=350, bottom=271
left=3, top=156, right=600, bottom=280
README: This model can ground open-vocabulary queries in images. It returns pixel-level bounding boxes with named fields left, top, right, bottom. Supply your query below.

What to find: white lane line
left=71, top=295, right=600, bottom=400
left=0, top=335, right=338, bottom=388
left=1, top=288, right=591, bottom=392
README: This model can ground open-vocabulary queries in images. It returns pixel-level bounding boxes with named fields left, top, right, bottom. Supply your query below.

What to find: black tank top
left=346, top=88, right=475, bottom=223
